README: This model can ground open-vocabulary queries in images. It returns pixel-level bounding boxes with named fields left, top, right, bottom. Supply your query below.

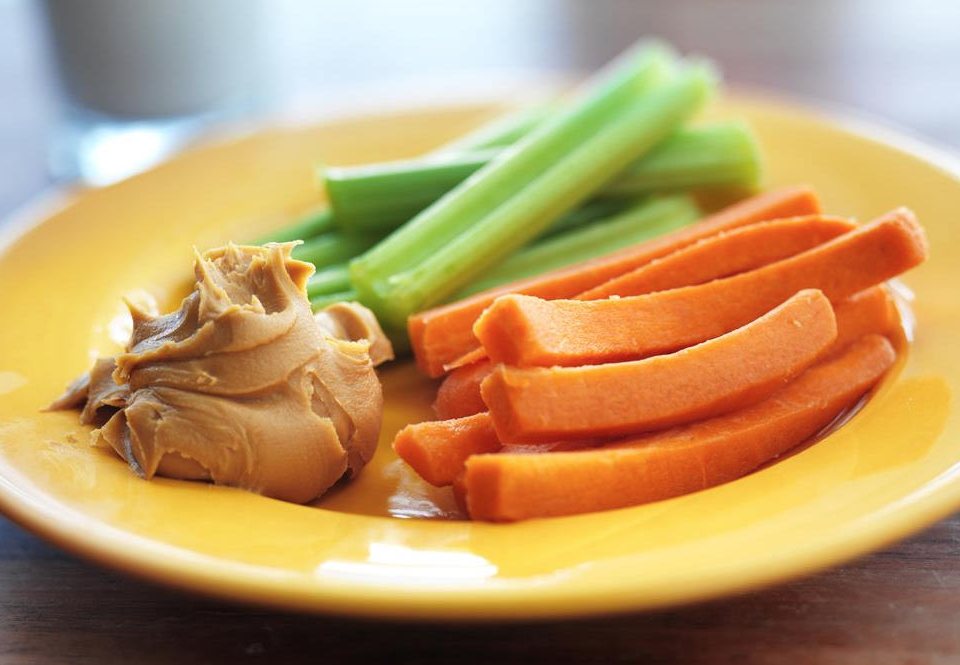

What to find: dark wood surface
left=3, top=1, right=960, bottom=662
left=3, top=513, right=960, bottom=664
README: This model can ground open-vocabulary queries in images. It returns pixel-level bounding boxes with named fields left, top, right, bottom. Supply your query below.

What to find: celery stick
left=292, top=232, right=379, bottom=270
left=301, top=201, right=639, bottom=306
left=306, top=264, right=351, bottom=299
left=455, top=196, right=699, bottom=298
left=257, top=206, right=335, bottom=244
left=359, top=63, right=716, bottom=330
left=309, top=289, right=359, bottom=311
left=439, top=104, right=551, bottom=152
left=604, top=120, right=761, bottom=196
left=325, top=122, right=756, bottom=232
left=351, top=44, right=674, bottom=285
left=326, top=153, right=632, bottom=234
left=325, top=150, right=495, bottom=231
left=323, top=107, right=552, bottom=232
left=270, top=107, right=548, bottom=245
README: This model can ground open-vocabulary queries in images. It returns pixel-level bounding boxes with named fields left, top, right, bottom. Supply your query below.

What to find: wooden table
left=3, top=1, right=960, bottom=662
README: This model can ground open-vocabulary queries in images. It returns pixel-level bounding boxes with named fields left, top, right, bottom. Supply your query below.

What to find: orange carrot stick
left=475, top=208, right=925, bottom=368
left=445, top=213, right=850, bottom=371
left=393, top=410, right=591, bottom=487
left=831, top=286, right=900, bottom=354
left=465, top=334, right=896, bottom=521
left=405, top=287, right=899, bottom=489
left=579, top=215, right=855, bottom=299
left=433, top=360, right=495, bottom=420
left=422, top=272, right=901, bottom=488
left=410, top=186, right=822, bottom=377
left=481, top=289, right=838, bottom=443
left=442, top=220, right=864, bottom=418
left=392, top=412, right=500, bottom=487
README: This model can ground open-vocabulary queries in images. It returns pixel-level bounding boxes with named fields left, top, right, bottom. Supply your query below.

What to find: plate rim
left=2, top=90, right=960, bottom=621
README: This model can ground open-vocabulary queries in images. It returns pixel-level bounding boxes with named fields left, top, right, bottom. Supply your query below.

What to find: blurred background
left=2, top=0, right=959, bottom=218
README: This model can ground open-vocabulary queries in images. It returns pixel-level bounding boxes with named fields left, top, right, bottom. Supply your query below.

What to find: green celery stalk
left=350, top=44, right=678, bottom=329
left=326, top=150, right=495, bottom=231
left=303, top=199, right=627, bottom=301
left=307, top=199, right=630, bottom=301
left=325, top=122, right=756, bottom=232
left=603, top=120, right=761, bottom=196
left=321, top=107, right=553, bottom=233
left=454, top=195, right=699, bottom=298
left=264, top=106, right=550, bottom=246
left=352, top=45, right=674, bottom=277
left=306, top=264, right=351, bottom=299
left=292, top=232, right=379, bottom=270
left=356, top=62, right=716, bottom=331
left=326, top=152, right=638, bottom=234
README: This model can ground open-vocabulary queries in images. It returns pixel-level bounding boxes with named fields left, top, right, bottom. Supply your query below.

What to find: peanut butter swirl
left=51, top=243, right=393, bottom=503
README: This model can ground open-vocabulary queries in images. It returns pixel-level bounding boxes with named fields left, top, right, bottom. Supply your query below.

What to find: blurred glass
left=40, top=0, right=265, bottom=185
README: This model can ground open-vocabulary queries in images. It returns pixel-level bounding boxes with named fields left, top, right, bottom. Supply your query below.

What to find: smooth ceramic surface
left=1, top=96, right=958, bottom=620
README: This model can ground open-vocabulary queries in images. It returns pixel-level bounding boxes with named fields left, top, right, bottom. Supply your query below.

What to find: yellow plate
left=1, top=95, right=958, bottom=621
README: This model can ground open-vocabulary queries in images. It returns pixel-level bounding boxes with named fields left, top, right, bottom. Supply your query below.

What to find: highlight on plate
left=50, top=40, right=929, bottom=521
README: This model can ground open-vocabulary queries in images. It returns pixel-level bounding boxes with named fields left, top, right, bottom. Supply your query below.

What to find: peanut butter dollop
left=50, top=243, right=393, bottom=503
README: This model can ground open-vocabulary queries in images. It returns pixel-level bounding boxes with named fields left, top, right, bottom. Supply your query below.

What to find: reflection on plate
left=0, top=94, right=959, bottom=620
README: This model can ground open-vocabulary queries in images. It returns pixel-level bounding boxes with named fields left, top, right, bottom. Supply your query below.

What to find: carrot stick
left=433, top=360, right=495, bottom=420
left=409, top=185, right=822, bottom=377
left=411, top=288, right=900, bottom=491
left=443, top=222, right=865, bottom=414
left=481, top=289, right=838, bottom=442
left=579, top=215, right=855, bottom=299
left=465, top=334, right=896, bottom=520
left=406, top=287, right=899, bottom=488
left=393, top=411, right=590, bottom=487
left=475, top=208, right=925, bottom=367
left=444, top=212, right=848, bottom=371
left=831, top=286, right=900, bottom=354
left=392, top=412, right=500, bottom=487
